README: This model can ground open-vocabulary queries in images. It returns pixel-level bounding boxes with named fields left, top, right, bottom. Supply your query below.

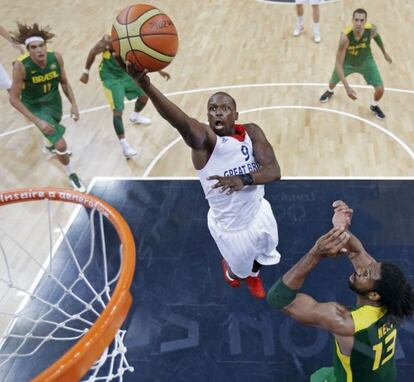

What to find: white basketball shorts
left=208, top=198, right=281, bottom=278
left=0, top=63, right=12, bottom=90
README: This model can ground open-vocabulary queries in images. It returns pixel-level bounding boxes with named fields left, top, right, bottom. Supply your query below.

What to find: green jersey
left=18, top=51, right=62, bottom=109
left=333, top=305, right=397, bottom=382
left=343, top=23, right=374, bottom=67
left=99, top=51, right=129, bottom=81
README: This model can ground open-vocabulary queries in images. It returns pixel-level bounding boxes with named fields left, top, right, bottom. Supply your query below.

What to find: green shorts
left=102, top=75, right=145, bottom=112
left=310, top=367, right=337, bottom=382
left=26, top=102, right=66, bottom=145
left=329, top=59, right=383, bottom=88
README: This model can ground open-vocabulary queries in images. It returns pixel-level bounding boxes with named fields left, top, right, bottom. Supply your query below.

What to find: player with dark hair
left=126, top=67, right=282, bottom=299
left=319, top=8, right=392, bottom=120
left=80, top=35, right=170, bottom=159
left=8, top=22, right=85, bottom=192
left=267, top=200, right=414, bottom=382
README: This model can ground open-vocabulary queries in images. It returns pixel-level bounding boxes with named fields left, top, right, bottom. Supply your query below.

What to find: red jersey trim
left=230, top=124, right=246, bottom=142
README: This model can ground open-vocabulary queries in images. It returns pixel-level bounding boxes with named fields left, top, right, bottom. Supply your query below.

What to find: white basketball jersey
left=197, top=125, right=264, bottom=231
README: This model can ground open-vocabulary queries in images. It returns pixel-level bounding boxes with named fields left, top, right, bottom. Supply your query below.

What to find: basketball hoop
left=0, top=188, right=135, bottom=381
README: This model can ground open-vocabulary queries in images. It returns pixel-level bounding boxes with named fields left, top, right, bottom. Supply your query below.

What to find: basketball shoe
left=129, top=112, right=152, bottom=125
left=293, top=24, right=304, bottom=37
left=246, top=275, right=266, bottom=299
left=370, top=105, right=385, bottom=120
left=69, top=173, right=86, bottom=193
left=221, top=260, right=240, bottom=288
left=320, top=90, right=334, bottom=103
left=123, top=146, right=138, bottom=159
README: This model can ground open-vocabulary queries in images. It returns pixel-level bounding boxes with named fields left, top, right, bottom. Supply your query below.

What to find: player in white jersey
left=128, top=67, right=282, bottom=299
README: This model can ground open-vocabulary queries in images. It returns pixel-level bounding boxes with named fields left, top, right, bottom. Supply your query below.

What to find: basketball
left=111, top=4, right=179, bottom=72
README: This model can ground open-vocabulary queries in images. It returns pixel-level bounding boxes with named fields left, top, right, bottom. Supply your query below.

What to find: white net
left=0, top=189, right=135, bottom=381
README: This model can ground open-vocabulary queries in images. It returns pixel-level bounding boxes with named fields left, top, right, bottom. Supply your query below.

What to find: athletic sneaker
left=43, top=145, right=72, bottom=156
left=320, top=90, right=334, bottom=103
left=221, top=259, right=240, bottom=288
left=123, top=146, right=138, bottom=159
left=370, top=105, right=386, bottom=120
left=69, top=173, right=86, bottom=193
left=246, top=275, right=266, bottom=299
left=314, top=33, right=321, bottom=43
left=129, top=112, right=152, bottom=125
left=293, top=25, right=304, bottom=37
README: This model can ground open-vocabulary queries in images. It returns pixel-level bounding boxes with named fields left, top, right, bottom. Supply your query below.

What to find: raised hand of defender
left=312, top=227, right=350, bottom=258
left=332, top=200, right=353, bottom=229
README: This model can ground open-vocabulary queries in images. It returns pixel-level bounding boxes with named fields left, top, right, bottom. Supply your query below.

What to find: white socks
left=64, top=164, right=73, bottom=176
left=119, top=138, right=130, bottom=150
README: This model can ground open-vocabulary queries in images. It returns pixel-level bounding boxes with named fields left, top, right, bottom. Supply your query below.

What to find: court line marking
left=143, top=104, right=414, bottom=177
left=255, top=0, right=339, bottom=5
left=2, top=82, right=414, bottom=138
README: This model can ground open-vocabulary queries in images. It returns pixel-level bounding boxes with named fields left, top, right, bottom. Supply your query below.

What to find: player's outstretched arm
left=130, top=69, right=213, bottom=150
left=331, top=200, right=376, bottom=269
left=56, top=52, right=79, bottom=121
left=267, top=227, right=354, bottom=335
left=371, top=24, right=392, bottom=64
left=80, top=36, right=107, bottom=84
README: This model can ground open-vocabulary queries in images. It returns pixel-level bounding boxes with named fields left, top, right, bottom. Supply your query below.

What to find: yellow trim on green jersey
left=343, top=25, right=353, bottom=35
left=17, top=52, right=29, bottom=62
left=102, top=50, right=111, bottom=60
left=343, top=22, right=373, bottom=35
left=335, top=341, right=352, bottom=382
left=351, top=305, right=387, bottom=333
left=102, top=85, right=116, bottom=109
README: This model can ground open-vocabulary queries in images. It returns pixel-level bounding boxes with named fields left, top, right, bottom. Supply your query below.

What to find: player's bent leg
left=55, top=138, right=86, bottom=192
left=373, top=85, right=384, bottom=101
left=293, top=4, right=305, bottom=37
left=54, top=139, right=70, bottom=165
left=311, top=4, right=321, bottom=43
left=113, top=110, right=139, bottom=159
left=320, top=78, right=337, bottom=102
left=129, top=95, right=152, bottom=125
left=370, top=85, right=386, bottom=120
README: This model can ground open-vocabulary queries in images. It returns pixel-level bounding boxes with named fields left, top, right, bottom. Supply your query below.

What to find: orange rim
left=0, top=188, right=136, bottom=382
